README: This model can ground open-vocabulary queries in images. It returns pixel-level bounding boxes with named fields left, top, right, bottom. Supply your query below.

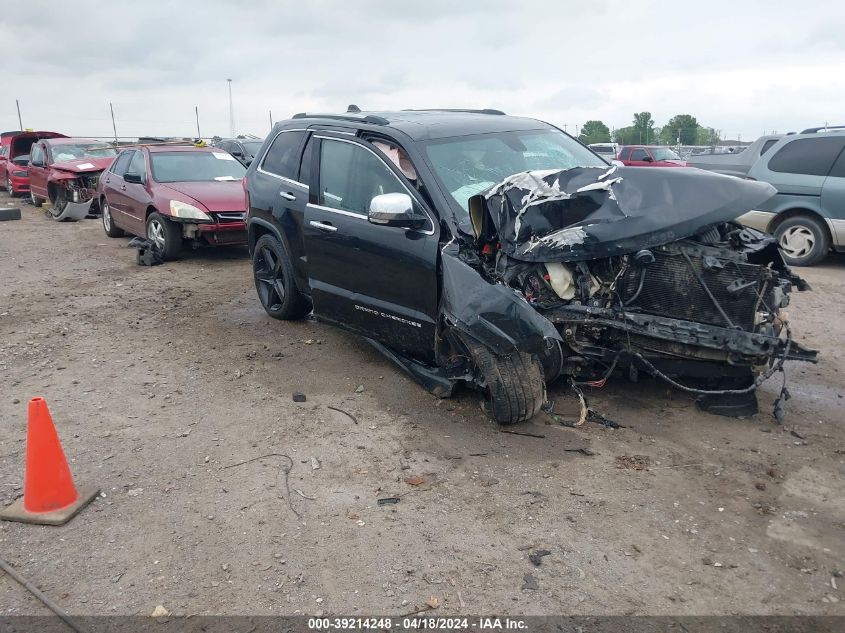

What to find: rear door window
left=768, top=137, right=845, bottom=176
left=261, top=130, right=306, bottom=180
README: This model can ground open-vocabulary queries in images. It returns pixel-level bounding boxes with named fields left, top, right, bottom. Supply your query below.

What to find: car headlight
left=12, top=171, right=27, bottom=177
left=170, top=200, right=211, bottom=221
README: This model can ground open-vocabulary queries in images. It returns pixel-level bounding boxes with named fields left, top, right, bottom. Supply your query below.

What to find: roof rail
left=800, top=125, right=845, bottom=133
left=404, top=108, right=507, bottom=116
left=291, top=112, right=389, bottom=125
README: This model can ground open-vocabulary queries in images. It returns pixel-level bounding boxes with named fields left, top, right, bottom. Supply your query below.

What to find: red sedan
left=617, top=145, right=688, bottom=167
left=98, top=144, right=248, bottom=259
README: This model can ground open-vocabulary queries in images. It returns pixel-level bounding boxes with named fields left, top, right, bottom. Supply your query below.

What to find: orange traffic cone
left=0, top=397, right=99, bottom=525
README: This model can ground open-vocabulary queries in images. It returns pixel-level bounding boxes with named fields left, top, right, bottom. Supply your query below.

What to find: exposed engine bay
left=48, top=169, right=103, bottom=221
left=442, top=165, right=818, bottom=419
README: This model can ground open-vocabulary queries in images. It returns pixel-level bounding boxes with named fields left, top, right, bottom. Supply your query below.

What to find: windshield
left=51, top=143, right=118, bottom=162
left=242, top=141, right=262, bottom=155
left=423, top=129, right=606, bottom=216
left=650, top=147, right=681, bottom=161
left=150, top=151, right=247, bottom=183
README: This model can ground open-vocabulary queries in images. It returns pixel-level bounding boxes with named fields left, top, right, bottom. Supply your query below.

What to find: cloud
left=2, top=0, right=843, bottom=140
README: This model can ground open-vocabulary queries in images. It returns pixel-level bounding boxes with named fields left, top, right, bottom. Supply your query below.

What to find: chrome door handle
left=309, top=220, right=337, bottom=232
left=280, top=191, right=296, bottom=201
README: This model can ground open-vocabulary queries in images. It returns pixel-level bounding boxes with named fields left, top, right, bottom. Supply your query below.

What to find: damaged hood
left=160, top=181, right=247, bottom=212
left=50, top=157, right=115, bottom=174
left=473, top=166, right=776, bottom=262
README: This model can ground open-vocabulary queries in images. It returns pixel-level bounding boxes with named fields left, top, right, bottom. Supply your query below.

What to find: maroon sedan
left=98, top=145, right=247, bottom=259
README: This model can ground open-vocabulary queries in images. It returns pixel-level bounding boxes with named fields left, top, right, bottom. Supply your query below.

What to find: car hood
left=50, top=157, right=115, bottom=173
left=470, top=165, right=776, bottom=262
left=160, top=180, right=246, bottom=212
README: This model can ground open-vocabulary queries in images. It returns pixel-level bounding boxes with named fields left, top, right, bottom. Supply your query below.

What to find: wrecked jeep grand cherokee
left=244, top=110, right=816, bottom=424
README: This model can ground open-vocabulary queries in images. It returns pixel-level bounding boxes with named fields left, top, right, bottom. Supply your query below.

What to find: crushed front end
left=47, top=158, right=113, bottom=220
left=463, top=166, right=817, bottom=419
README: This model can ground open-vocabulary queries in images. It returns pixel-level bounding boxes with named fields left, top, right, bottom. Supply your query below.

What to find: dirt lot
left=1, top=192, right=844, bottom=617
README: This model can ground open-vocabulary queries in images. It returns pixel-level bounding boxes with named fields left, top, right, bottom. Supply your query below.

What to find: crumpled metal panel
left=473, top=165, right=777, bottom=262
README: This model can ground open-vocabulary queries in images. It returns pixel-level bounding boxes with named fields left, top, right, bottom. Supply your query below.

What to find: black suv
left=244, top=110, right=816, bottom=424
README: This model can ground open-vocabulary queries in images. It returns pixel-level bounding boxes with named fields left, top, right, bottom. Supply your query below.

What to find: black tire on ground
left=101, top=198, right=124, bottom=237
left=458, top=333, right=546, bottom=425
left=29, top=189, right=43, bottom=207
left=774, top=215, right=830, bottom=267
left=146, top=211, right=182, bottom=260
left=252, top=233, right=311, bottom=320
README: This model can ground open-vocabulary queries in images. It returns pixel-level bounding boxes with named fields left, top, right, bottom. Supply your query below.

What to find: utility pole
left=109, top=102, right=118, bottom=143
left=195, top=106, right=201, bottom=139
left=227, top=79, right=235, bottom=137
left=15, top=99, right=23, bottom=129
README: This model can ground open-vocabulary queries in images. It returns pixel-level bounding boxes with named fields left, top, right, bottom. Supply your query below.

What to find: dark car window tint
left=829, top=147, right=845, bottom=179
left=631, top=148, right=649, bottom=160
left=318, top=139, right=405, bottom=216
left=760, top=139, right=778, bottom=156
left=261, top=131, right=306, bottom=179
left=298, top=135, right=314, bottom=185
left=128, top=151, right=146, bottom=179
left=111, top=152, right=132, bottom=176
left=769, top=137, right=845, bottom=176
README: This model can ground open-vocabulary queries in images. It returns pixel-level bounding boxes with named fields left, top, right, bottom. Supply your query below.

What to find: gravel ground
left=1, top=192, right=844, bottom=617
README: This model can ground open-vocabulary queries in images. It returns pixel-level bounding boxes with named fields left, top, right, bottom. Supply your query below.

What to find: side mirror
left=641, top=155, right=654, bottom=162
left=368, top=193, right=423, bottom=228
left=124, top=172, right=143, bottom=184
left=231, top=151, right=243, bottom=158
left=30, top=158, right=44, bottom=167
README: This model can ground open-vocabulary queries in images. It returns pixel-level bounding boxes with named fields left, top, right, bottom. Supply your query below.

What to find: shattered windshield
left=650, top=147, right=682, bottom=161
left=51, top=144, right=118, bottom=162
left=150, top=151, right=247, bottom=182
left=424, top=129, right=606, bottom=216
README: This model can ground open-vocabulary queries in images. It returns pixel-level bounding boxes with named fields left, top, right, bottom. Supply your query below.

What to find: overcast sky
left=3, top=1, right=842, bottom=141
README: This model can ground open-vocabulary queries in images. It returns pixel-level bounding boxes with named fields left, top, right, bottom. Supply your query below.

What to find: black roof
left=283, top=110, right=552, bottom=141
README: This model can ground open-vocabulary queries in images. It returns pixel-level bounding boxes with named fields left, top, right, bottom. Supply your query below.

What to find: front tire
left=459, top=334, right=546, bottom=425
left=774, top=215, right=830, bottom=266
left=252, top=233, right=311, bottom=320
left=6, top=176, right=16, bottom=197
left=102, top=199, right=124, bottom=237
left=146, top=212, right=182, bottom=260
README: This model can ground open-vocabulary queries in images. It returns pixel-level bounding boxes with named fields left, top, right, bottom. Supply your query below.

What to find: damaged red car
left=98, top=144, right=247, bottom=259
left=27, top=137, right=118, bottom=220
left=0, top=130, right=67, bottom=196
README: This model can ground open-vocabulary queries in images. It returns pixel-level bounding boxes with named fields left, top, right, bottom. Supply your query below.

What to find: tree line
left=578, top=112, right=721, bottom=146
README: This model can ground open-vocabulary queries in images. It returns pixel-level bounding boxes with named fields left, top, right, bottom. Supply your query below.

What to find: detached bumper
left=196, top=220, right=247, bottom=246
left=51, top=199, right=92, bottom=221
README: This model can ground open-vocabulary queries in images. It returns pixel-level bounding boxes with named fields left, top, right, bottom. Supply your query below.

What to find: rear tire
left=253, top=233, right=311, bottom=320
left=146, top=212, right=182, bottom=260
left=459, top=334, right=546, bottom=425
left=102, top=199, right=124, bottom=237
left=29, top=189, right=43, bottom=207
left=774, top=215, right=830, bottom=266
